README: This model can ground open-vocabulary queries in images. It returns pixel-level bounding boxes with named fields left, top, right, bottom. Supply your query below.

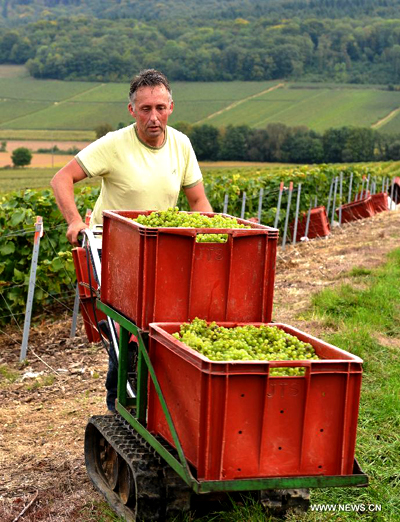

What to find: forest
left=1, top=0, right=400, bottom=84
left=176, top=122, right=400, bottom=163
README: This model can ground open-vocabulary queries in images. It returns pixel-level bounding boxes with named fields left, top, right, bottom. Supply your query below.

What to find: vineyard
left=1, top=161, right=399, bottom=330
left=1, top=68, right=400, bottom=136
left=1, top=159, right=400, bottom=521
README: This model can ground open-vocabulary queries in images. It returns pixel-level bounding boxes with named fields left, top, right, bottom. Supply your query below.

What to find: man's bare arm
left=184, top=182, right=212, bottom=212
left=51, top=158, right=88, bottom=245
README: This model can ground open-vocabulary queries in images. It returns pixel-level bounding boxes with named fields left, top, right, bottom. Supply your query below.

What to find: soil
left=0, top=208, right=399, bottom=521
left=0, top=141, right=91, bottom=168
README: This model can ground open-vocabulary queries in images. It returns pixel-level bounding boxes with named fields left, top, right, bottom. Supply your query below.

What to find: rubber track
left=85, top=414, right=191, bottom=521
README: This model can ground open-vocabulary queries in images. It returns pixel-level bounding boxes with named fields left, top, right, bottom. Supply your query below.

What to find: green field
left=1, top=66, right=400, bottom=138
left=206, top=86, right=400, bottom=132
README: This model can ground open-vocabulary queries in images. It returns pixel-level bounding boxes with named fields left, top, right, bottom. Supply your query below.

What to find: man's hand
left=67, top=219, right=89, bottom=246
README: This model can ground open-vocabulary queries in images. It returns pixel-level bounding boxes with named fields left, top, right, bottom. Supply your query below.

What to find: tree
left=11, top=147, right=32, bottom=167
left=189, top=124, right=220, bottom=161
left=219, top=125, right=251, bottom=161
left=95, top=123, right=113, bottom=139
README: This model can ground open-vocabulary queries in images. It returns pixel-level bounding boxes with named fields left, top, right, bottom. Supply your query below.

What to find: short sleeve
left=75, top=132, right=115, bottom=178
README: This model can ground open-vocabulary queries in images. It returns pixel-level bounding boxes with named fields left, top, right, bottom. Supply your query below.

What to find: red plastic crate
left=80, top=297, right=106, bottom=343
left=72, top=247, right=99, bottom=299
left=337, top=196, right=375, bottom=223
left=370, top=192, right=388, bottom=213
left=147, top=322, right=363, bottom=481
left=101, top=211, right=279, bottom=331
left=291, top=206, right=330, bottom=242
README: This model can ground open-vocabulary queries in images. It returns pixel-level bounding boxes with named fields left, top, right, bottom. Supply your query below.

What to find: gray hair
left=128, top=69, right=172, bottom=105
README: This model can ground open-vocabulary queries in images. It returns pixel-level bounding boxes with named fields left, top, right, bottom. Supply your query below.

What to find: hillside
left=1, top=68, right=399, bottom=138
left=1, top=1, right=400, bottom=84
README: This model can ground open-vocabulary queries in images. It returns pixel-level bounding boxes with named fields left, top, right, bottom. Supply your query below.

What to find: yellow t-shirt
left=75, top=124, right=203, bottom=226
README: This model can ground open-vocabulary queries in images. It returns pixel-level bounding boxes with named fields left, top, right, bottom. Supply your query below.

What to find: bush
left=11, top=147, right=32, bottom=167
left=95, top=123, right=113, bottom=139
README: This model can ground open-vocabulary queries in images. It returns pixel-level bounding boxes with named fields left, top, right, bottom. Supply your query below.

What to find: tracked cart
left=79, top=211, right=368, bottom=521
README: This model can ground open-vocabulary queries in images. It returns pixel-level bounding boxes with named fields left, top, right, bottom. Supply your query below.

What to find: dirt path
left=371, top=107, right=400, bottom=129
left=196, top=82, right=285, bottom=123
left=0, top=208, right=399, bottom=521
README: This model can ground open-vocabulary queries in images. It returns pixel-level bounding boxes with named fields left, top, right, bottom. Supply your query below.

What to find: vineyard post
left=305, top=203, right=312, bottom=239
left=360, top=176, right=366, bottom=199
left=240, top=192, right=246, bottom=219
left=348, top=172, right=353, bottom=203
left=373, top=176, right=377, bottom=195
left=366, top=174, right=370, bottom=195
left=292, top=183, right=302, bottom=245
left=70, top=283, right=80, bottom=338
left=257, top=188, right=264, bottom=223
left=305, top=196, right=317, bottom=238
left=326, top=178, right=334, bottom=217
left=354, top=182, right=360, bottom=201
left=20, top=216, right=43, bottom=362
left=338, top=172, right=343, bottom=226
left=390, top=177, right=395, bottom=209
left=382, top=177, right=386, bottom=193
left=274, top=181, right=284, bottom=229
left=385, top=177, right=389, bottom=196
left=223, top=194, right=228, bottom=214
left=281, top=181, right=293, bottom=251
left=331, top=177, right=338, bottom=228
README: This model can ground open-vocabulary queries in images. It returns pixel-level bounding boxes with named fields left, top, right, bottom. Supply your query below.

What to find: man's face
left=128, top=85, right=173, bottom=147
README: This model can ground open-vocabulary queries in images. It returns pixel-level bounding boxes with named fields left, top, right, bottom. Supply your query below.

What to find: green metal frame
left=97, top=301, right=368, bottom=494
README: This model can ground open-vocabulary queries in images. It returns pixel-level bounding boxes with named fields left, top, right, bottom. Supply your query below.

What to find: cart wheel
left=85, top=415, right=194, bottom=521
left=260, top=488, right=310, bottom=516
left=99, top=437, right=119, bottom=490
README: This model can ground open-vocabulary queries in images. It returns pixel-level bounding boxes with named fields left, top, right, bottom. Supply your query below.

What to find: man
left=51, top=69, right=212, bottom=411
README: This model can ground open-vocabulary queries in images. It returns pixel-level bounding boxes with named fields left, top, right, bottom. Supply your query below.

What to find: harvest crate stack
left=99, top=209, right=364, bottom=483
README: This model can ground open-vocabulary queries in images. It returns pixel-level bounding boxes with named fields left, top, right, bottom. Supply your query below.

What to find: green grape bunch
left=172, top=318, right=320, bottom=376
left=132, top=207, right=251, bottom=243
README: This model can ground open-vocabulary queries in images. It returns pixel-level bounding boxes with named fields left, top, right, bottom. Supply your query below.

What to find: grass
left=0, top=129, right=95, bottom=141
left=289, top=249, right=400, bottom=521
left=0, top=167, right=100, bottom=193
left=0, top=364, right=19, bottom=384
left=1, top=72, right=400, bottom=135
left=206, top=86, right=400, bottom=133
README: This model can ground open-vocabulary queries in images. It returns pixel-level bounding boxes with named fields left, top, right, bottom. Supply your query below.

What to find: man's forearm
left=189, top=197, right=213, bottom=212
left=51, top=173, right=83, bottom=225
left=50, top=159, right=89, bottom=245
